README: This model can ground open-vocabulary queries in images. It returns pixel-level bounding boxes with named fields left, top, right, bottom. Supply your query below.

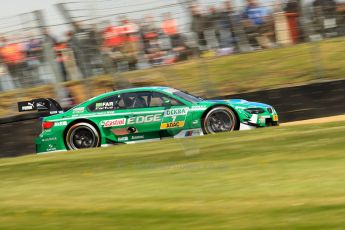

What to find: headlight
left=244, top=108, right=265, bottom=114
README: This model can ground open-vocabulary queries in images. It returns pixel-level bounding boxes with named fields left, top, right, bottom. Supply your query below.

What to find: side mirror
left=162, top=99, right=171, bottom=107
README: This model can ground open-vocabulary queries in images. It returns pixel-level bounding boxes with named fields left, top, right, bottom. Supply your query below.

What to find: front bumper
left=240, top=113, right=279, bottom=130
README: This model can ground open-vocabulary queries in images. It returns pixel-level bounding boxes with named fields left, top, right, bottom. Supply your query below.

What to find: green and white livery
left=18, top=87, right=279, bottom=153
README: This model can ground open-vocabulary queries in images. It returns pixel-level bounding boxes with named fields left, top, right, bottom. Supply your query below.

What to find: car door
left=87, top=94, right=131, bottom=143
left=118, top=91, right=163, bottom=142
left=148, top=91, right=191, bottom=138
left=116, top=91, right=191, bottom=142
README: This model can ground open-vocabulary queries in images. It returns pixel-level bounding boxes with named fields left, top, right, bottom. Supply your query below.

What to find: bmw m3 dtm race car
left=18, top=87, right=279, bottom=153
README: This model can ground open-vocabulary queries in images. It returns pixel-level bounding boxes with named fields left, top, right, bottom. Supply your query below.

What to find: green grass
left=1, top=37, right=345, bottom=117
left=1, top=121, right=345, bottom=229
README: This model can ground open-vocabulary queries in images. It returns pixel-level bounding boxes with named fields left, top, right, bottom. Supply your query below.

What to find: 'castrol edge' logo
left=100, top=118, right=126, bottom=127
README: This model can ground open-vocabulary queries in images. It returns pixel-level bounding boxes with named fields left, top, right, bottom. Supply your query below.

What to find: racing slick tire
left=203, top=106, right=239, bottom=134
left=65, top=122, right=100, bottom=150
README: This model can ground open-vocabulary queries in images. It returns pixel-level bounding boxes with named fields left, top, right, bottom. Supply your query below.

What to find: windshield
left=173, top=91, right=204, bottom=103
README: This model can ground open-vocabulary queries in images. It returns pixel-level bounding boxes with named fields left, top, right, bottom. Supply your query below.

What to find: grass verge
left=1, top=121, right=345, bottom=229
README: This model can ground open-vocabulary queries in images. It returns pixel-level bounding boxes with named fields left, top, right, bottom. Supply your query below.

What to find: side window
left=88, top=95, right=121, bottom=112
left=121, top=92, right=150, bottom=109
left=88, top=92, right=184, bottom=111
left=149, top=92, right=183, bottom=107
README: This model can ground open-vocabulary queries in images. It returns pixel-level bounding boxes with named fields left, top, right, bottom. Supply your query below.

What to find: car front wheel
left=65, top=122, right=100, bottom=150
left=203, top=107, right=238, bottom=134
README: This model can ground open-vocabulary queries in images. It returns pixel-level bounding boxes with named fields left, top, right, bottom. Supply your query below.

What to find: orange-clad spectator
left=0, top=37, right=26, bottom=87
left=162, top=13, right=178, bottom=36
left=103, top=24, right=126, bottom=48
left=120, top=17, right=140, bottom=43
left=161, top=13, right=181, bottom=48
left=0, top=42, right=25, bottom=64
left=119, top=17, right=140, bottom=70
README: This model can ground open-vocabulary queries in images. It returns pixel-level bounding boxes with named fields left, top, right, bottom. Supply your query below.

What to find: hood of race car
left=199, top=99, right=272, bottom=109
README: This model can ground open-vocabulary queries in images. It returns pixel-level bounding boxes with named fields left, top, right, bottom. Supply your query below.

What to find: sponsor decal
left=73, top=107, right=84, bottom=113
left=164, top=108, right=188, bottom=117
left=250, top=114, right=258, bottom=123
left=47, top=144, right=57, bottom=151
left=163, top=88, right=178, bottom=94
left=192, top=120, right=199, bottom=125
left=185, top=130, right=201, bottom=136
left=118, top=136, right=129, bottom=141
left=42, top=137, right=57, bottom=142
left=161, top=108, right=188, bottom=128
left=55, top=121, right=67, bottom=127
left=235, top=106, right=247, bottom=110
left=131, top=135, right=144, bottom=140
left=112, top=128, right=132, bottom=136
left=173, top=129, right=203, bottom=138
left=273, top=115, right=279, bottom=122
left=128, top=114, right=161, bottom=124
left=160, top=121, right=185, bottom=129
left=95, top=102, right=114, bottom=111
left=22, top=105, right=34, bottom=111
left=100, top=118, right=126, bottom=127
left=191, top=106, right=206, bottom=111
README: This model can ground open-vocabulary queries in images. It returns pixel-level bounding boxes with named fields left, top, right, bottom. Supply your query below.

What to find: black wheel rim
left=206, top=110, right=233, bottom=133
left=70, top=127, right=96, bottom=149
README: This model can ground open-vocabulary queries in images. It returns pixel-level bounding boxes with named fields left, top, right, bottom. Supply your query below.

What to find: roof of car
left=101, top=86, right=173, bottom=96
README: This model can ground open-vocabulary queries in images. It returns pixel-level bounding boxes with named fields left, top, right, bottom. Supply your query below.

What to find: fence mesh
left=0, top=0, right=344, bottom=117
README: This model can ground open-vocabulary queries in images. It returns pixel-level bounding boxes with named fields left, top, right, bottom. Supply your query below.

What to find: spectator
left=312, top=0, right=338, bottom=37
left=222, top=1, right=251, bottom=52
left=168, top=34, right=190, bottom=63
left=120, top=16, right=140, bottom=70
left=242, top=0, right=275, bottom=48
left=204, top=6, right=220, bottom=49
left=217, top=3, right=234, bottom=49
left=161, top=13, right=180, bottom=48
left=190, top=4, right=207, bottom=50
left=55, top=42, right=69, bottom=82
left=140, top=15, right=163, bottom=65
left=284, top=0, right=302, bottom=43
left=0, top=61, right=15, bottom=92
left=141, top=14, right=159, bottom=47
left=102, top=21, right=126, bottom=49
left=0, top=36, right=26, bottom=88
left=102, top=21, right=127, bottom=71
left=68, top=22, right=102, bottom=78
left=25, top=37, right=43, bottom=85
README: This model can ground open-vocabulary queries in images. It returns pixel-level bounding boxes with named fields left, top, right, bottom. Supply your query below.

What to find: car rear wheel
left=66, top=123, right=100, bottom=150
left=203, top=107, right=238, bottom=134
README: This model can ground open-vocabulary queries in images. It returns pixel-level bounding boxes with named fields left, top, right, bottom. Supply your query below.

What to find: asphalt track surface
left=1, top=79, right=344, bottom=158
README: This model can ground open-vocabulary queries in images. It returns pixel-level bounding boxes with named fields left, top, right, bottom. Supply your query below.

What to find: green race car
left=18, top=87, right=279, bottom=153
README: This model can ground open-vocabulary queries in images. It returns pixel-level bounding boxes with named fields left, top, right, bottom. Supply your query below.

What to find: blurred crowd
left=0, top=0, right=345, bottom=92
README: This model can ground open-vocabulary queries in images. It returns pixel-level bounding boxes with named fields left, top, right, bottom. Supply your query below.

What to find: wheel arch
left=63, top=118, right=102, bottom=148
left=201, top=104, right=240, bottom=131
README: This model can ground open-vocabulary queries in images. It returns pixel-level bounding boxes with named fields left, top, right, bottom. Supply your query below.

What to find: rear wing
left=18, top=98, right=64, bottom=115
